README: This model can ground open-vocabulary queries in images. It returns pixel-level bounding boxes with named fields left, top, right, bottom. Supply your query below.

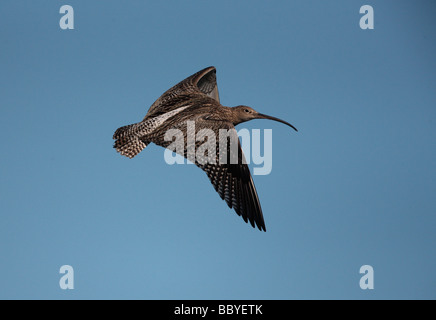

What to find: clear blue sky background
left=1, top=0, right=435, bottom=300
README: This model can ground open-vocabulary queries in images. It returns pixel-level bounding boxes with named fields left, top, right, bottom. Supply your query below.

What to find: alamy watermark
left=59, top=265, right=74, bottom=290
left=360, top=5, right=374, bottom=30
left=59, top=5, right=74, bottom=30
left=59, top=4, right=374, bottom=31
left=359, top=265, right=374, bottom=290
left=163, top=121, right=274, bottom=176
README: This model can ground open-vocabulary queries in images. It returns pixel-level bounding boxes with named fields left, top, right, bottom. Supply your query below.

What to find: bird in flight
left=113, top=66, right=297, bottom=231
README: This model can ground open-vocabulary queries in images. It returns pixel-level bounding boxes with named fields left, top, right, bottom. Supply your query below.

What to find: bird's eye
left=244, top=109, right=250, bottom=113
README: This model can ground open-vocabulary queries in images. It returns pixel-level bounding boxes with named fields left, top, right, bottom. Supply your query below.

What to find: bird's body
left=113, top=66, right=297, bottom=231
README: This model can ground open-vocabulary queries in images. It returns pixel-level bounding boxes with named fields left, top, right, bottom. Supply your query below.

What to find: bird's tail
left=113, top=123, right=148, bottom=159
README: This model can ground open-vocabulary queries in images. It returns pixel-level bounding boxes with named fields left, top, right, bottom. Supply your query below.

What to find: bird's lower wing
left=153, top=119, right=266, bottom=231
left=199, top=160, right=266, bottom=231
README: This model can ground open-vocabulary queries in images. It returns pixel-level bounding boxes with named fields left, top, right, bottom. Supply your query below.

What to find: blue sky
left=1, top=0, right=435, bottom=299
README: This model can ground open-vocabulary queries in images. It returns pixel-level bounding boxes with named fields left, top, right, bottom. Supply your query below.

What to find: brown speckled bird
left=113, top=66, right=297, bottom=231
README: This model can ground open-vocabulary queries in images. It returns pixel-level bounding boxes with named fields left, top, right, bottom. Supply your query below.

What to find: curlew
left=113, top=66, right=297, bottom=231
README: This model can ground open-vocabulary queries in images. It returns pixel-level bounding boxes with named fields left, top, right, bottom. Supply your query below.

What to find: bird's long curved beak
left=257, top=113, right=298, bottom=132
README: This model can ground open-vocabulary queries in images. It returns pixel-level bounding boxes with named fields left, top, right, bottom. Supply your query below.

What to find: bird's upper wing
left=143, top=66, right=220, bottom=121
left=151, top=116, right=266, bottom=231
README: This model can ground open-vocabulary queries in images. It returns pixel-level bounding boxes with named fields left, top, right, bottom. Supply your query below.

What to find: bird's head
left=232, top=105, right=298, bottom=131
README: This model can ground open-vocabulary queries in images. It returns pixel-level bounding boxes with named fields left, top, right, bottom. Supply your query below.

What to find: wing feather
left=152, top=119, right=266, bottom=231
left=144, top=66, right=219, bottom=121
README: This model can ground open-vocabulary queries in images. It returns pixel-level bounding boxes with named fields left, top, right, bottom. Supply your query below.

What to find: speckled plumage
left=113, top=66, right=297, bottom=231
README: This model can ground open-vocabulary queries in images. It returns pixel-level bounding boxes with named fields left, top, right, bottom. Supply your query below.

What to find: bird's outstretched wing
left=199, top=154, right=266, bottom=232
left=144, top=66, right=219, bottom=121
left=151, top=117, right=266, bottom=231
